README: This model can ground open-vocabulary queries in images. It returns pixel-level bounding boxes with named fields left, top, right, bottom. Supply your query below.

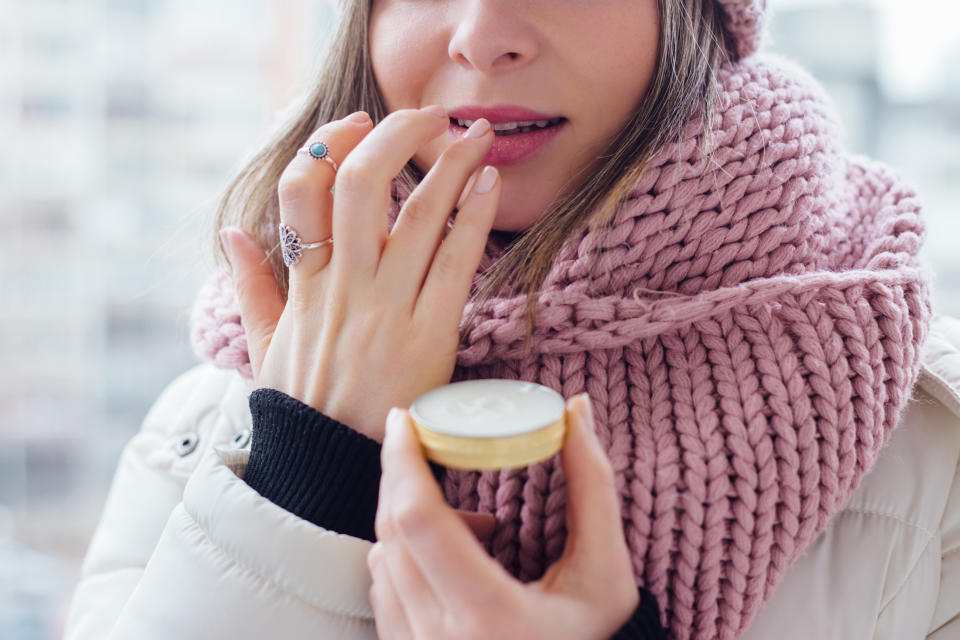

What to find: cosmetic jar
left=409, top=379, right=566, bottom=471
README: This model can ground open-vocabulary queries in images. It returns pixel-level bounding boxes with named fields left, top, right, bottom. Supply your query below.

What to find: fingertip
left=574, top=392, right=594, bottom=424
left=562, top=393, right=606, bottom=474
left=565, top=392, right=593, bottom=436
left=219, top=228, right=234, bottom=261
left=346, top=110, right=371, bottom=124
left=384, top=408, right=418, bottom=458
left=472, top=165, right=499, bottom=195
left=385, top=407, right=406, bottom=437
left=219, top=225, right=249, bottom=249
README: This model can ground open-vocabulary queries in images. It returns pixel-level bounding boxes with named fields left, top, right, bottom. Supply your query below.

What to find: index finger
left=330, top=106, right=450, bottom=277
left=377, top=407, right=508, bottom=607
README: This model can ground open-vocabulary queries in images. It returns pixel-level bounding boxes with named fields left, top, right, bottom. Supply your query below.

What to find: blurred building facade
left=0, top=0, right=332, bottom=637
left=0, top=0, right=958, bottom=638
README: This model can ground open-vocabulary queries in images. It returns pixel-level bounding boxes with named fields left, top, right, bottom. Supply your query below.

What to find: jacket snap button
left=173, top=432, right=199, bottom=456
left=231, top=429, right=251, bottom=449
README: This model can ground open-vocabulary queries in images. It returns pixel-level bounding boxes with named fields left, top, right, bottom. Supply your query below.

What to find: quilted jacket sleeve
left=62, top=363, right=379, bottom=640
left=927, top=455, right=960, bottom=638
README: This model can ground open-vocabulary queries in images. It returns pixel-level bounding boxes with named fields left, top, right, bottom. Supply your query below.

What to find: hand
left=222, top=107, right=500, bottom=441
left=368, top=394, right=640, bottom=640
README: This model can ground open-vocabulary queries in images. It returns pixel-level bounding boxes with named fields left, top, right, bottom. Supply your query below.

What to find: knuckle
left=335, top=158, right=376, bottom=192
left=374, top=509, right=391, bottom=541
left=450, top=610, right=486, bottom=639
left=285, top=287, right=312, bottom=315
left=393, top=501, right=432, bottom=538
left=399, top=195, right=432, bottom=228
left=277, top=169, right=323, bottom=206
left=431, top=245, right=460, bottom=277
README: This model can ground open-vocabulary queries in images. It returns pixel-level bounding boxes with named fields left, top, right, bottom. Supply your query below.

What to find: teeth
left=454, top=117, right=562, bottom=130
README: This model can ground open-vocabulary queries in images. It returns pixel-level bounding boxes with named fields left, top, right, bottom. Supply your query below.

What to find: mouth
left=449, top=116, right=567, bottom=136
left=448, top=117, right=568, bottom=166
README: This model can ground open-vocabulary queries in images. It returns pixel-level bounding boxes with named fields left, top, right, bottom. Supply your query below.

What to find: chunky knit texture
left=190, top=54, right=931, bottom=639
left=716, top=0, right=767, bottom=60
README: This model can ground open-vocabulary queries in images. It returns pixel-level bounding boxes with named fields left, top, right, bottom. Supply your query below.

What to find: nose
left=447, top=0, right=540, bottom=74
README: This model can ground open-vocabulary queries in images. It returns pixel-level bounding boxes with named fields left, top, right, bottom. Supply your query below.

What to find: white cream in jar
left=409, top=379, right=567, bottom=471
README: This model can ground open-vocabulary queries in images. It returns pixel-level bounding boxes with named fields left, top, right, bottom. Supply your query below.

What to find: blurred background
left=1, top=0, right=957, bottom=637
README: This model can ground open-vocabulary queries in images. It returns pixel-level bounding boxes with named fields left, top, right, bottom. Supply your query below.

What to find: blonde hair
left=213, top=0, right=731, bottom=325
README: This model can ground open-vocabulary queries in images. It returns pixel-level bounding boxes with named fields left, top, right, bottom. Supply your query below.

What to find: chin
left=489, top=183, right=551, bottom=232
left=490, top=206, right=543, bottom=233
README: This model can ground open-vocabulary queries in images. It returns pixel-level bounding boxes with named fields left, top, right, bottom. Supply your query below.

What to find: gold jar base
left=411, top=416, right=567, bottom=471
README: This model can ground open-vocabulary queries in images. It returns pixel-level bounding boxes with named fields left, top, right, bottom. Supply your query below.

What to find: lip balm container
left=409, top=379, right=567, bottom=471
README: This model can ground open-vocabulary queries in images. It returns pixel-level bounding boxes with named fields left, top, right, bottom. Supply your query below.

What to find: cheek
left=369, top=7, right=440, bottom=112
left=575, top=3, right=659, bottom=139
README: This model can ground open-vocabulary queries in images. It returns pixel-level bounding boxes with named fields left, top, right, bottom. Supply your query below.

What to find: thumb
left=557, top=393, right=629, bottom=577
left=220, top=227, right=284, bottom=380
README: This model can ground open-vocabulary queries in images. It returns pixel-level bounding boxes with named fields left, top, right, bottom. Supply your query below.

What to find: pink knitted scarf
left=190, top=55, right=931, bottom=639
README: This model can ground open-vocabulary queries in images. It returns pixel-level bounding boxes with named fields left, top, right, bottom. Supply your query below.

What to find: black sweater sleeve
left=242, top=388, right=666, bottom=639
left=244, top=388, right=383, bottom=541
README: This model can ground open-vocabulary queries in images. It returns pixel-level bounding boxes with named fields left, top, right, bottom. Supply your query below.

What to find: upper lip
left=447, top=104, right=563, bottom=124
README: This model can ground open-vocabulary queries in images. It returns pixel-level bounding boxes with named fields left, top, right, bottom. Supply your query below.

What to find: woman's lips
left=447, top=119, right=568, bottom=167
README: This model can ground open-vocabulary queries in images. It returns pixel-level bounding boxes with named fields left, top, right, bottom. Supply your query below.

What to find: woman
left=65, top=0, right=960, bottom=638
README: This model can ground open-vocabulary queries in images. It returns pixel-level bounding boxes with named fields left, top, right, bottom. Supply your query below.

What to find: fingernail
left=576, top=392, right=595, bottom=426
left=219, top=228, right=234, bottom=260
left=463, top=118, right=491, bottom=139
left=386, top=407, right=404, bottom=434
left=420, top=104, right=447, bottom=118
left=473, top=166, right=499, bottom=194
left=346, top=111, right=370, bottom=123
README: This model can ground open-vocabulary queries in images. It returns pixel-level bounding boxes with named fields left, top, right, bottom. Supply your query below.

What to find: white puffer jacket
left=64, top=316, right=960, bottom=639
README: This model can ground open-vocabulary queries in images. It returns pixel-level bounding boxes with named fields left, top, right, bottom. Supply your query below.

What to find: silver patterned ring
left=279, top=223, right=333, bottom=268
left=297, top=140, right=339, bottom=173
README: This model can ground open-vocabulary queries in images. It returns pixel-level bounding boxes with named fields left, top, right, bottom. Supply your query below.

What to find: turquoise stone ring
left=297, top=140, right=339, bottom=173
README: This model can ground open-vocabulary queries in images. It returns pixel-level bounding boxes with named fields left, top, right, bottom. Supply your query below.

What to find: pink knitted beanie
left=190, top=56, right=930, bottom=640
left=716, top=0, right=767, bottom=60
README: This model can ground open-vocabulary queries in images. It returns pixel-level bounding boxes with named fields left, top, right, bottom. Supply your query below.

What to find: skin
left=222, top=1, right=660, bottom=636
left=370, top=0, right=659, bottom=231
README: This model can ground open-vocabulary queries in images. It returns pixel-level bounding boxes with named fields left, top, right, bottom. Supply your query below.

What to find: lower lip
left=448, top=120, right=567, bottom=166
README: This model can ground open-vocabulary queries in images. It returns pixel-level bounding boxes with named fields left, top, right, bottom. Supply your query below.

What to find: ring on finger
left=279, top=222, right=333, bottom=268
left=297, top=140, right=340, bottom=173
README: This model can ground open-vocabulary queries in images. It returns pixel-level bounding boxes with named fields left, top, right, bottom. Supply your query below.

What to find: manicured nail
left=576, top=392, right=595, bottom=427
left=463, top=118, right=491, bottom=139
left=420, top=104, right=447, bottom=118
left=346, top=111, right=370, bottom=123
left=386, top=407, right=404, bottom=434
left=473, top=166, right=499, bottom=194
